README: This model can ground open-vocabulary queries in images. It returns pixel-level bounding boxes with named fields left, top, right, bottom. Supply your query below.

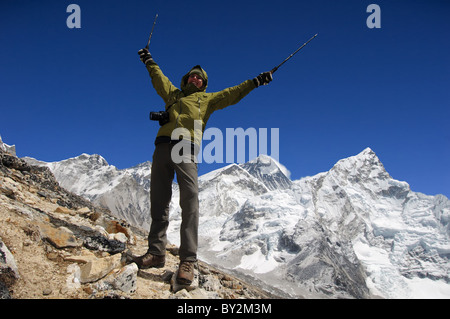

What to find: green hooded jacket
left=146, top=62, right=256, bottom=146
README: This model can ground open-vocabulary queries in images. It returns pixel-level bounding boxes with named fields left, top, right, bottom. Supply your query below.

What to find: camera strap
left=165, top=101, right=176, bottom=111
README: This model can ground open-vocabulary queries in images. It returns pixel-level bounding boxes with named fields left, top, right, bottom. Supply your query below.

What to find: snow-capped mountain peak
left=22, top=147, right=450, bottom=299
left=23, top=153, right=152, bottom=230
left=240, top=154, right=292, bottom=191
left=78, top=153, right=109, bottom=167
left=331, top=147, right=389, bottom=179
left=246, top=154, right=291, bottom=178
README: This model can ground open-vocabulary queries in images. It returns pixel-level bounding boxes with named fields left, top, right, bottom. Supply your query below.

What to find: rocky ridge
left=0, top=146, right=276, bottom=299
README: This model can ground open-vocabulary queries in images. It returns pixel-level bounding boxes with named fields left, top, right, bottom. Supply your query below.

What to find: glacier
left=23, top=147, right=450, bottom=299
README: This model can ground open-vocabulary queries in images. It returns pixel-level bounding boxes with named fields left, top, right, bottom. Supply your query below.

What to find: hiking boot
left=176, top=261, right=195, bottom=285
left=128, top=251, right=165, bottom=269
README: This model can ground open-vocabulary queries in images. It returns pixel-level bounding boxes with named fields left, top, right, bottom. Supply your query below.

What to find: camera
left=149, top=111, right=170, bottom=126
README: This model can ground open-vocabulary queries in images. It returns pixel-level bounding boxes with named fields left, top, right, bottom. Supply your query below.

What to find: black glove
left=138, top=48, right=154, bottom=65
left=253, top=71, right=273, bottom=87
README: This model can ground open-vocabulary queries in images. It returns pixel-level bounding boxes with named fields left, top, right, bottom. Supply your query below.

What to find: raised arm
left=138, top=48, right=181, bottom=105
left=208, top=71, right=273, bottom=111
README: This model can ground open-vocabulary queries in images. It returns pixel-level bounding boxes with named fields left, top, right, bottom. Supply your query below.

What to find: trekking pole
left=270, top=33, right=318, bottom=74
left=145, top=13, right=158, bottom=49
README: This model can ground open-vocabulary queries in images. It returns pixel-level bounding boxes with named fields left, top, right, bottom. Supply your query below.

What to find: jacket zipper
left=174, top=101, right=182, bottom=129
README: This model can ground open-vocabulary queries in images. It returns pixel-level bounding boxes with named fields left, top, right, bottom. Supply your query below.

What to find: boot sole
left=140, top=262, right=165, bottom=269
left=176, top=278, right=193, bottom=285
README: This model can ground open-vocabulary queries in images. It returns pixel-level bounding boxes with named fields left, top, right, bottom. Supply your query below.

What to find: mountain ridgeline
left=24, top=148, right=450, bottom=298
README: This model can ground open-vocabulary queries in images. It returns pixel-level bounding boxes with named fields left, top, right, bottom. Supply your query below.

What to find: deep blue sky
left=1, top=0, right=449, bottom=198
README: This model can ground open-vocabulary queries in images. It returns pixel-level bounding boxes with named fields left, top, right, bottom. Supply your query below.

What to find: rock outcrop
left=0, top=147, right=276, bottom=299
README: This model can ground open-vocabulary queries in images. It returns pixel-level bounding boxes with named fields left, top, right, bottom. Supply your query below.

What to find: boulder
left=0, top=239, right=20, bottom=288
left=79, top=253, right=123, bottom=284
left=93, top=263, right=138, bottom=294
left=38, top=223, right=81, bottom=249
left=83, top=235, right=126, bottom=254
left=55, top=206, right=73, bottom=215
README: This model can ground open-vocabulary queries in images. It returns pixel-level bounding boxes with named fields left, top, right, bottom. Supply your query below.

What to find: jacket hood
left=181, top=65, right=208, bottom=94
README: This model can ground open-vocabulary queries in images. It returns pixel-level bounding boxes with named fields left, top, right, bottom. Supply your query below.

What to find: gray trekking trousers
left=147, top=142, right=199, bottom=262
